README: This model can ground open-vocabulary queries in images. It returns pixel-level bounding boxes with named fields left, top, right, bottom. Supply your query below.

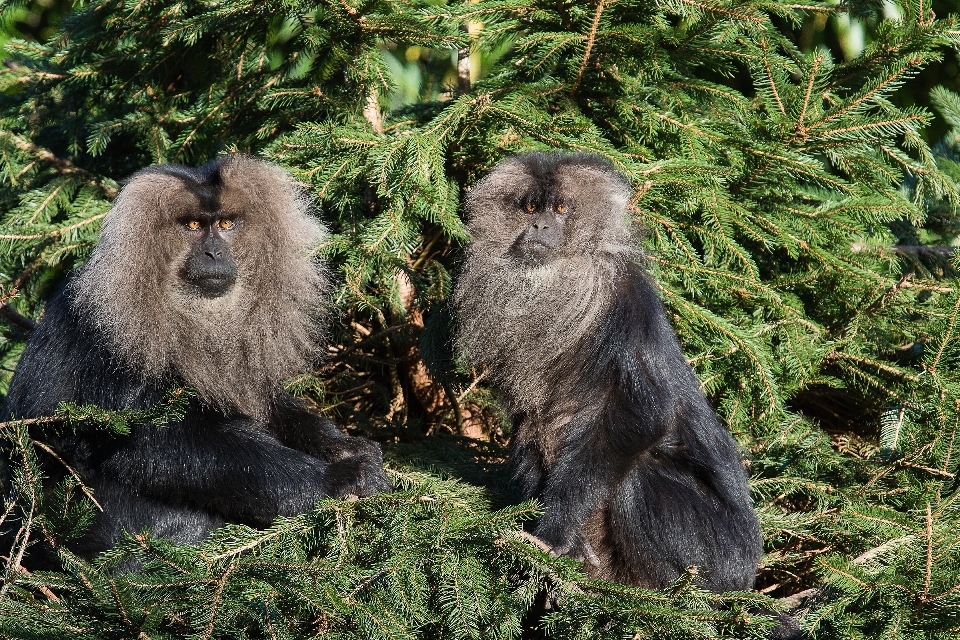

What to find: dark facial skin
left=181, top=213, right=240, bottom=297
left=508, top=195, right=573, bottom=264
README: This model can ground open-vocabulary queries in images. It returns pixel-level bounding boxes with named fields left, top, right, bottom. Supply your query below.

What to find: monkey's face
left=178, top=213, right=240, bottom=298
left=156, top=177, right=248, bottom=300
left=507, top=191, right=572, bottom=265
left=466, top=153, right=633, bottom=268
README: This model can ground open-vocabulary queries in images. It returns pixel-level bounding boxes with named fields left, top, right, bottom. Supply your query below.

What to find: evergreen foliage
left=0, top=0, right=959, bottom=637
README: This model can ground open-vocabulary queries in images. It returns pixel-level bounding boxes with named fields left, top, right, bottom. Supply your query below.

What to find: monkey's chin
left=506, top=241, right=555, bottom=267
left=187, top=276, right=237, bottom=299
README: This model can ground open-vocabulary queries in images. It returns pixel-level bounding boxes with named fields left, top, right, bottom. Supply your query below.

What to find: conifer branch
left=923, top=503, right=933, bottom=601
left=31, top=440, right=103, bottom=511
left=931, top=293, right=960, bottom=375
left=200, top=564, right=235, bottom=640
left=0, top=212, right=107, bottom=241
left=808, top=59, right=923, bottom=131
left=1, top=133, right=118, bottom=198
left=682, top=0, right=765, bottom=22
left=939, top=404, right=959, bottom=499
left=572, top=0, right=606, bottom=95
left=760, top=39, right=786, bottom=117
left=794, top=54, right=822, bottom=139
left=815, top=114, right=928, bottom=140
left=0, top=1, right=959, bottom=636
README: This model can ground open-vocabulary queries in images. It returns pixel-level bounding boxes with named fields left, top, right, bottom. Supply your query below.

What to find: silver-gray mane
left=453, top=152, right=637, bottom=412
left=71, top=155, right=330, bottom=419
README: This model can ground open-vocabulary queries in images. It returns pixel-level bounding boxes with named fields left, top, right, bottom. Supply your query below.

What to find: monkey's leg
left=528, top=409, right=632, bottom=565
left=75, top=478, right=226, bottom=555
left=607, top=451, right=761, bottom=591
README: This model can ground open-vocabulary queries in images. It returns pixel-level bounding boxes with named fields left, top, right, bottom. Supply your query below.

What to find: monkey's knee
left=78, top=485, right=226, bottom=555
left=611, top=473, right=760, bottom=591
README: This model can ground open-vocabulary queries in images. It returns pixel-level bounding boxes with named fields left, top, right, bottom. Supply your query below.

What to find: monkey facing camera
left=453, top=152, right=762, bottom=592
left=2, top=155, right=391, bottom=558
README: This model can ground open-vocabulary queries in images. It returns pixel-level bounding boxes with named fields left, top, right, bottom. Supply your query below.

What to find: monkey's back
left=570, top=268, right=762, bottom=590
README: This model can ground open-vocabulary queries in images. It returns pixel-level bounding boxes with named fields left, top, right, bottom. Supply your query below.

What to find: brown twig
left=571, top=0, right=606, bottom=94
left=778, top=535, right=915, bottom=609
left=200, top=564, right=236, bottom=640
left=0, top=286, right=35, bottom=330
left=3, top=133, right=117, bottom=198
left=31, top=440, right=103, bottom=511
left=851, top=243, right=957, bottom=257
left=0, top=415, right=67, bottom=430
left=0, top=560, right=61, bottom=602
left=0, top=304, right=36, bottom=331
left=923, top=503, right=933, bottom=601
left=363, top=87, right=383, bottom=134
left=515, top=530, right=553, bottom=553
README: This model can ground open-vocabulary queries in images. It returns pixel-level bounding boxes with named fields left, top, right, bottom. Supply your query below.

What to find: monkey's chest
left=511, top=398, right=591, bottom=470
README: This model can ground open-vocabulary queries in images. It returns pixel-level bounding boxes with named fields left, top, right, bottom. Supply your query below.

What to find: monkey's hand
left=533, top=519, right=601, bottom=568
left=323, top=439, right=392, bottom=498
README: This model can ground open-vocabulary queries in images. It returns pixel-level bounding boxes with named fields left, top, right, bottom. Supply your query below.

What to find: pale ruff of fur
left=70, top=186, right=328, bottom=420
left=455, top=246, right=632, bottom=412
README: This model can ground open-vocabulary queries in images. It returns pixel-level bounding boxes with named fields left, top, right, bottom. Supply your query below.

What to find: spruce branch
left=760, top=39, right=787, bottom=117
left=930, top=292, right=960, bottom=374
left=0, top=133, right=118, bottom=199
left=571, top=0, right=606, bottom=95
left=30, top=440, right=102, bottom=512
left=0, top=212, right=107, bottom=241
left=808, top=58, right=925, bottom=131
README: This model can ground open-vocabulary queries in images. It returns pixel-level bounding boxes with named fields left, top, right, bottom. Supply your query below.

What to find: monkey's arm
left=268, top=394, right=392, bottom=495
left=99, top=418, right=367, bottom=525
left=269, top=394, right=374, bottom=459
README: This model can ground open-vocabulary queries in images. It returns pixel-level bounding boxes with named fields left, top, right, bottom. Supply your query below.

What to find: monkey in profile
left=453, top=152, right=762, bottom=592
left=2, top=155, right=391, bottom=558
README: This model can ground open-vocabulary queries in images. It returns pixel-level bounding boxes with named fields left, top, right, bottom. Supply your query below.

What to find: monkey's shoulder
left=3, top=283, right=162, bottom=420
left=584, top=264, right=685, bottom=369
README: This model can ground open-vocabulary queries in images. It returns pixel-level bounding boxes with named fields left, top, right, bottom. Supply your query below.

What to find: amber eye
left=186, top=220, right=202, bottom=230
left=555, top=203, right=568, bottom=214
left=218, top=218, right=235, bottom=230
left=525, top=202, right=536, bottom=212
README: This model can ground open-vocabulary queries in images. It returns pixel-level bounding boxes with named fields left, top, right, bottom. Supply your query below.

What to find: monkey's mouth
left=187, top=273, right=237, bottom=298
left=506, top=239, right=554, bottom=266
